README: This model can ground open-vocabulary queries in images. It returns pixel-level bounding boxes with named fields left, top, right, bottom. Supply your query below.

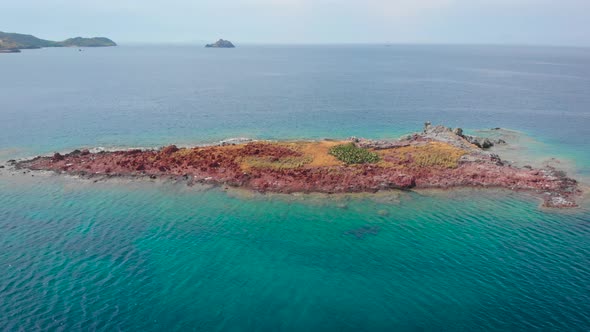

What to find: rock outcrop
left=205, top=39, right=235, bottom=48
left=421, top=122, right=505, bottom=149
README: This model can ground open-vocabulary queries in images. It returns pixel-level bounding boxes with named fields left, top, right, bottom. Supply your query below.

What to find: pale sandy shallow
left=483, top=128, right=587, bottom=181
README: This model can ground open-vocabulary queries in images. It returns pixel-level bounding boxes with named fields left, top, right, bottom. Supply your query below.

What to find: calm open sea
left=1, top=45, right=589, bottom=331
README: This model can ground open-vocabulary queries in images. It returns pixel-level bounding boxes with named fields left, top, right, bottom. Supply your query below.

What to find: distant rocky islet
left=205, top=39, right=235, bottom=48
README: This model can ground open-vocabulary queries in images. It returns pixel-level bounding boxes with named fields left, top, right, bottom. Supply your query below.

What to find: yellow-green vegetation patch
left=329, top=143, right=380, bottom=164
left=242, top=155, right=313, bottom=170
left=175, top=148, right=193, bottom=157
left=392, top=142, right=466, bottom=169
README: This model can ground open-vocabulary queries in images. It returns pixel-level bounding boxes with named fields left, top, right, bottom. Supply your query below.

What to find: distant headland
left=0, top=31, right=116, bottom=53
left=12, top=123, right=582, bottom=208
left=205, top=39, right=235, bottom=48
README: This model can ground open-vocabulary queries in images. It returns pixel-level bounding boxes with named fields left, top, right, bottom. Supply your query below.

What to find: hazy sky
left=3, top=0, right=590, bottom=46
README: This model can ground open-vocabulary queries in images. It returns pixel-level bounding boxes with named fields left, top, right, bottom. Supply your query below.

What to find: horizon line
left=115, top=41, right=590, bottom=49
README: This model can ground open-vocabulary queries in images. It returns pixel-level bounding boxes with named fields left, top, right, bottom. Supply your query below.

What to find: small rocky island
left=0, top=31, right=116, bottom=53
left=205, top=39, right=235, bottom=48
left=13, top=123, right=582, bottom=208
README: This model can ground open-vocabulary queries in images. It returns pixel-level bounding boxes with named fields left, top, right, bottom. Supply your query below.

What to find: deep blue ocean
left=1, top=45, right=589, bottom=331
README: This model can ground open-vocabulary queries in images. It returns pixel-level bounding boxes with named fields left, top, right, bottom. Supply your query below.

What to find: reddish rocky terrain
left=14, top=123, right=582, bottom=208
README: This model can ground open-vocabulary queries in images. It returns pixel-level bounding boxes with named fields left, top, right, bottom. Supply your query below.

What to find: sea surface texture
left=1, top=45, right=589, bottom=331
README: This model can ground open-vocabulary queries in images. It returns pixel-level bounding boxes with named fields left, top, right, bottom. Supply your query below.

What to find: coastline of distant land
left=0, top=31, right=116, bottom=53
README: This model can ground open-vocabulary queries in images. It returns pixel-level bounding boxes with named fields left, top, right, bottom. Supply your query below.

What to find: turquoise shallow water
left=1, top=44, right=590, bottom=330
left=1, top=175, right=589, bottom=331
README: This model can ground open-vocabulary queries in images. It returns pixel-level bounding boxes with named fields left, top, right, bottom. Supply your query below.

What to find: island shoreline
left=11, top=124, right=583, bottom=209
left=2, top=166, right=586, bottom=213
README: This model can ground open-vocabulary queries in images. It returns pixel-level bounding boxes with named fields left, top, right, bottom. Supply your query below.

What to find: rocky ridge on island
left=0, top=31, right=116, bottom=52
left=12, top=123, right=582, bottom=208
left=205, top=39, right=235, bottom=48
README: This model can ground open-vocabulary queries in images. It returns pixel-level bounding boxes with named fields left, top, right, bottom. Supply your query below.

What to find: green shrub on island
left=329, top=143, right=380, bottom=164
